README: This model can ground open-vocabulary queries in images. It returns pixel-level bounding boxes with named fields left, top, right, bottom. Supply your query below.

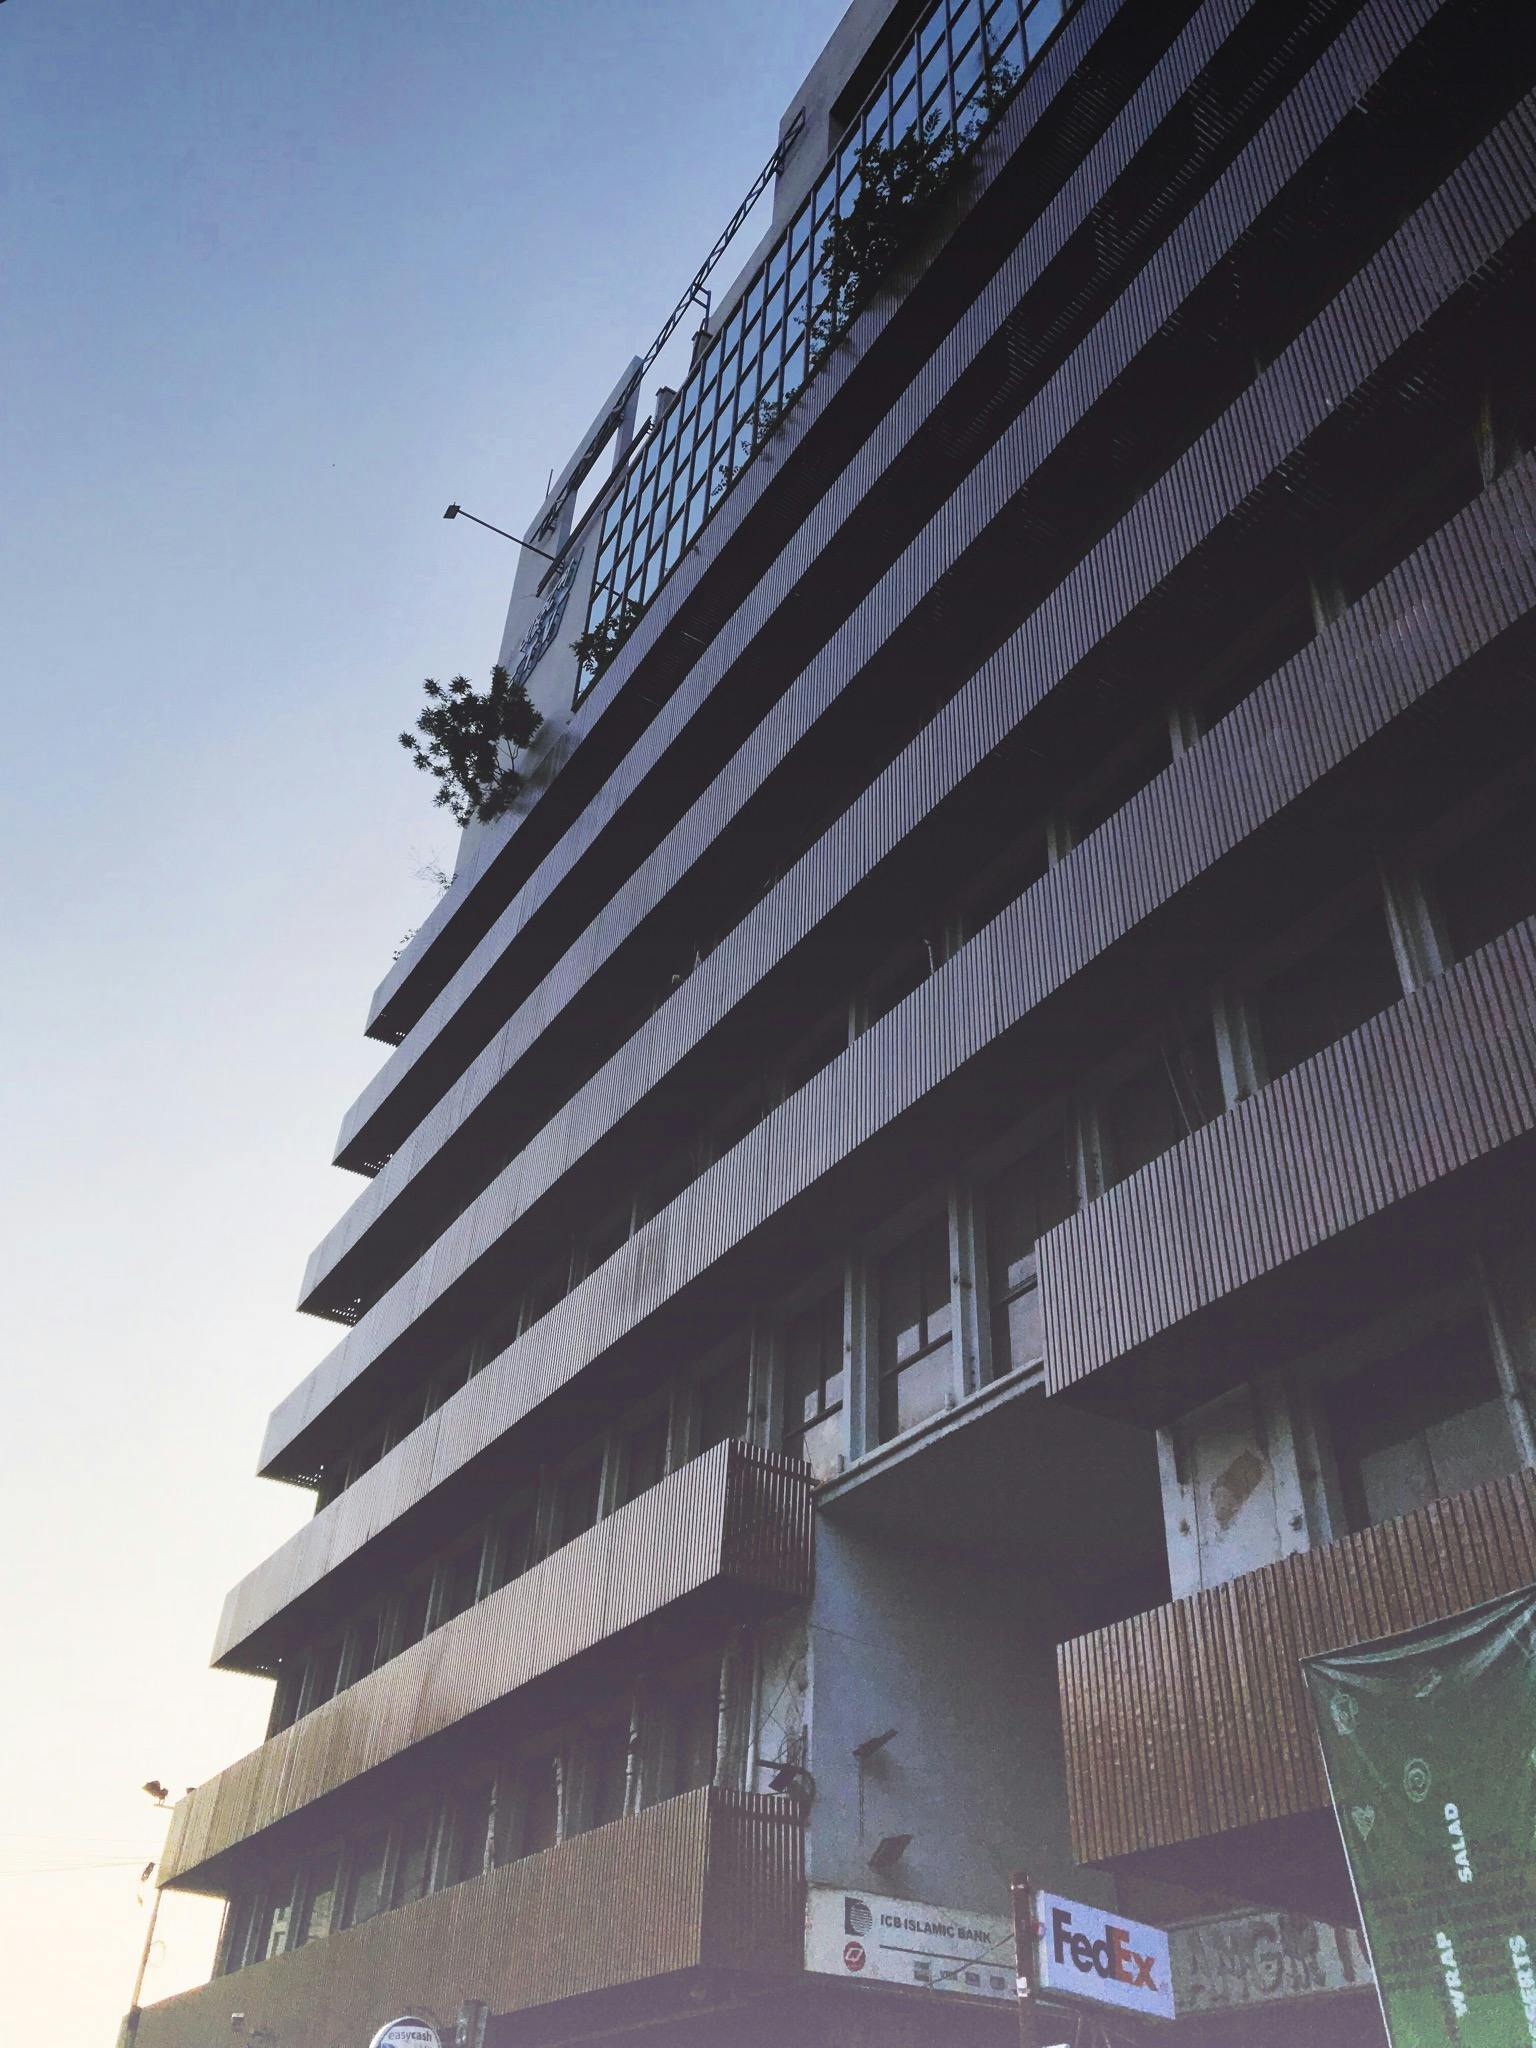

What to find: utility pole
left=1011, top=1871, right=1049, bottom=2048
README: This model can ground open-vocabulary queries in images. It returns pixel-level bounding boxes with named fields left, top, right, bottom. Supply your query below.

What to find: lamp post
left=122, top=1784, right=175, bottom=2047
left=442, top=504, right=628, bottom=612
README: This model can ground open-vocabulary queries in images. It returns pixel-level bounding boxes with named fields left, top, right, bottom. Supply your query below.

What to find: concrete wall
left=798, top=1518, right=1112, bottom=1917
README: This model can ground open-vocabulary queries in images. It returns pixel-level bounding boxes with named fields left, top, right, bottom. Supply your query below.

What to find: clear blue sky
left=0, top=1, right=841, bottom=2032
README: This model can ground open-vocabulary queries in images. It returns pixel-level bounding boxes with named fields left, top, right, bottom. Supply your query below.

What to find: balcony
left=1057, top=1468, right=1536, bottom=1870
left=1040, top=920, right=1536, bottom=1422
left=164, top=1442, right=812, bottom=1891
left=134, top=1787, right=803, bottom=2048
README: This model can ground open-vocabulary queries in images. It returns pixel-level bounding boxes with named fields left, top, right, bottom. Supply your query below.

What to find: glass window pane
left=559, top=1453, right=605, bottom=1543
left=391, top=1809, right=435, bottom=1907
left=699, top=1356, right=750, bottom=1453
left=585, top=1722, right=630, bottom=1832
left=342, top=1830, right=389, bottom=1929
left=880, top=1340, right=954, bottom=1438
left=1253, top=901, right=1402, bottom=1082
left=297, top=1855, right=340, bottom=1946
left=445, top=1780, right=494, bottom=1887
left=523, top=1754, right=561, bottom=1856
left=621, top=1411, right=670, bottom=1504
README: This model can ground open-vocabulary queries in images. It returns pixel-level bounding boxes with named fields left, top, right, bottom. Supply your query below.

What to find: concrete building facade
left=132, top=0, right=1536, bottom=2041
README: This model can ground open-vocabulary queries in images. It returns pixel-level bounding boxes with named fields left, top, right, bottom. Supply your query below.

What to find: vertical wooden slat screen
left=1041, top=919, right=1536, bottom=1396
left=164, top=1444, right=811, bottom=1891
left=1057, top=1469, right=1536, bottom=1862
left=135, top=1789, right=803, bottom=2048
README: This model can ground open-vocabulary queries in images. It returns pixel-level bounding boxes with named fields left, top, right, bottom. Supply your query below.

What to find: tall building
left=131, top=0, right=1536, bottom=2042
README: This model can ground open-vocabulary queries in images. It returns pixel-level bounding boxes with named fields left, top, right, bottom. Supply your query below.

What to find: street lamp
left=122, top=1781, right=177, bottom=2045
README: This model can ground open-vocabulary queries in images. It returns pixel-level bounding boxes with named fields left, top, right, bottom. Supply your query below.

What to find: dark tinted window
left=1325, top=1321, right=1521, bottom=1533
left=1252, top=903, right=1401, bottom=1083
left=783, top=1292, right=844, bottom=1480
left=1432, top=798, right=1536, bottom=965
left=985, top=1135, right=1074, bottom=1378
left=878, top=1217, right=954, bottom=1439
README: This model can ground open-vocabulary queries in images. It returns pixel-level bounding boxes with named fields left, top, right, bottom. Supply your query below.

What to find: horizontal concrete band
left=356, top=0, right=1131, bottom=1052
left=1042, top=920, right=1536, bottom=1397
left=260, top=94, right=1536, bottom=1496
left=139, top=1790, right=802, bottom=2042
left=303, top=0, right=1414, bottom=1316
left=167, top=1443, right=810, bottom=1885
left=1058, top=1468, right=1536, bottom=1861
left=218, top=433, right=1536, bottom=1669
left=327, top=0, right=1345, bottom=1181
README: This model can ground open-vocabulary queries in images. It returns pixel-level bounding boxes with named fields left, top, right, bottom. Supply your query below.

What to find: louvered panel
left=135, top=1790, right=802, bottom=2048
left=164, top=1445, right=809, bottom=1888
left=308, top=0, right=1447, bottom=1301
left=1042, top=920, right=1536, bottom=1395
left=1059, top=1470, right=1536, bottom=1862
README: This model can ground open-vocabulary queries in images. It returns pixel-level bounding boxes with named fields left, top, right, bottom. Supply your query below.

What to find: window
left=1324, top=1320, right=1522, bottom=1533
left=441, top=1779, right=494, bottom=1889
left=299, top=1637, right=343, bottom=1716
left=985, top=1135, right=1075, bottom=1380
left=667, top=1673, right=720, bottom=1800
left=486, top=1497, right=537, bottom=1592
left=698, top=1352, right=750, bottom=1454
left=1430, top=794, right=1536, bottom=966
left=390, top=1808, right=436, bottom=1909
left=583, top=1719, right=632, bottom=1833
left=878, top=1217, right=955, bottom=1439
left=1102, top=1015, right=1221, bottom=1188
left=1249, top=901, right=1402, bottom=1083
left=340, top=1829, right=389, bottom=1930
left=782, top=1292, right=844, bottom=1480
left=347, top=1609, right=382, bottom=1685
left=295, top=1852, right=340, bottom=1947
left=260, top=1876, right=296, bottom=1960
left=617, top=1408, right=670, bottom=1507
left=436, top=1540, right=482, bottom=1628
left=861, top=935, right=936, bottom=1031
left=501, top=1750, right=560, bottom=1861
left=556, top=1449, right=606, bottom=1545
left=218, top=1891, right=257, bottom=1975
left=395, top=1574, right=433, bottom=1654
left=1067, top=717, right=1173, bottom=847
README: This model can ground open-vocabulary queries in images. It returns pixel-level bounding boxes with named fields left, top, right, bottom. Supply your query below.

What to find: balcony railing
left=1040, top=921, right=1536, bottom=1415
left=134, top=1787, right=803, bottom=2048
left=164, top=1442, right=812, bottom=1890
left=1057, top=1469, right=1536, bottom=1865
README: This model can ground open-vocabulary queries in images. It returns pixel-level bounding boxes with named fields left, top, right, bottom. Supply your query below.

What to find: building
left=130, top=0, right=1536, bottom=2042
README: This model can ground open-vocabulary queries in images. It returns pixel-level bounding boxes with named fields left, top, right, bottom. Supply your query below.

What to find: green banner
left=1302, top=1583, right=1536, bottom=2046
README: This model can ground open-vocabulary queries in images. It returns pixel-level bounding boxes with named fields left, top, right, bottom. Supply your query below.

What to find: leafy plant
left=398, top=664, right=542, bottom=826
left=809, top=66, right=1019, bottom=372
left=571, top=596, right=645, bottom=688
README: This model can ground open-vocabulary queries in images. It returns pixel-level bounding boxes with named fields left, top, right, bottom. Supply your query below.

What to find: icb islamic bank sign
left=1303, top=1581, right=1536, bottom=2046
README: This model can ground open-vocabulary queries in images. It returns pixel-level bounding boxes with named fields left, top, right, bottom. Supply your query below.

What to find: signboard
left=805, top=1884, right=1015, bottom=2000
left=1302, top=1581, right=1536, bottom=2046
left=1170, top=1909, right=1373, bottom=2015
left=1035, top=1892, right=1176, bottom=2021
left=369, top=2022, right=441, bottom=2048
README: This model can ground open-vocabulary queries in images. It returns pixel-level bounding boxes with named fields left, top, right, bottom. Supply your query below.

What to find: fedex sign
left=1035, top=1893, right=1176, bottom=2021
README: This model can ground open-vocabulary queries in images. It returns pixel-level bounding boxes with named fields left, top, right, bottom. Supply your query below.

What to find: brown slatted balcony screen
left=135, top=1788, right=804, bottom=2048
left=1057, top=1468, right=1536, bottom=1863
left=162, top=1443, right=811, bottom=1891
